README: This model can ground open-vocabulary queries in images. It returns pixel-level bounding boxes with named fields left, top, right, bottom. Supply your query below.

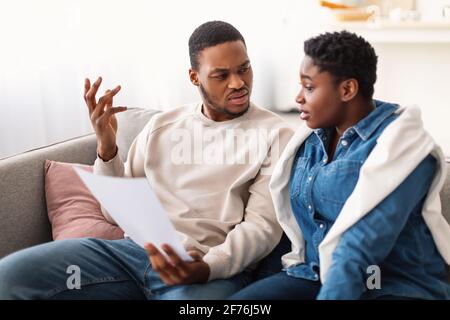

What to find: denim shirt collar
left=352, top=100, right=398, bottom=141
left=314, top=100, right=398, bottom=142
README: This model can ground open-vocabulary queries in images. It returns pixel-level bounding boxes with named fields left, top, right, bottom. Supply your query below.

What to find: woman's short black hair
left=189, top=21, right=246, bottom=70
left=304, top=31, right=378, bottom=100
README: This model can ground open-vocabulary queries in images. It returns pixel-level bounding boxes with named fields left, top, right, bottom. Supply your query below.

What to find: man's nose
left=228, top=73, right=244, bottom=90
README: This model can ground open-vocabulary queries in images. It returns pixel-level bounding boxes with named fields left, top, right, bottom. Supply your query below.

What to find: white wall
left=0, top=0, right=449, bottom=158
left=417, top=0, right=450, bottom=19
left=373, top=42, right=450, bottom=153
left=0, top=0, right=321, bottom=159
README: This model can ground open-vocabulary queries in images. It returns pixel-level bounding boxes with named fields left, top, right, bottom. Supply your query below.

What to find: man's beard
left=199, top=84, right=249, bottom=118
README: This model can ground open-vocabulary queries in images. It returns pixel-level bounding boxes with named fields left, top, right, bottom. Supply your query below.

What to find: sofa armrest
left=0, top=134, right=97, bottom=258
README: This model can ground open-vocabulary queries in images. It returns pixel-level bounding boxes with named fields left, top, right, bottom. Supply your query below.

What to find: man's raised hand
left=83, top=77, right=127, bottom=161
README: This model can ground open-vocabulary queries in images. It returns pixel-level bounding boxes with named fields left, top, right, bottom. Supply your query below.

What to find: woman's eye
left=299, top=83, right=314, bottom=92
left=302, top=84, right=314, bottom=92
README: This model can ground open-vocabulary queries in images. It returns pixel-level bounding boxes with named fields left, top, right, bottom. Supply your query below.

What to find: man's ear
left=189, top=69, right=200, bottom=86
left=339, top=79, right=358, bottom=102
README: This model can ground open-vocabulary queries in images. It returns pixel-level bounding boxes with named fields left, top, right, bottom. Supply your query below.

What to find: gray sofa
left=0, top=108, right=158, bottom=258
left=1, top=107, right=450, bottom=277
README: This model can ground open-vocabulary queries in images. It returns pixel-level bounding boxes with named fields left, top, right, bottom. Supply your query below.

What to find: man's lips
left=228, top=90, right=248, bottom=100
left=228, top=91, right=249, bottom=105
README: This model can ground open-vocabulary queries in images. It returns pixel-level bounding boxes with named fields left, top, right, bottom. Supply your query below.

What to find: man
left=0, top=21, right=293, bottom=299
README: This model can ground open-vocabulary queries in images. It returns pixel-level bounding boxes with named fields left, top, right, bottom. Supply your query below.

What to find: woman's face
left=295, top=56, right=345, bottom=129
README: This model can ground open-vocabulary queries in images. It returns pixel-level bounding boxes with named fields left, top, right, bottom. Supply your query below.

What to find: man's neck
left=201, top=103, right=249, bottom=122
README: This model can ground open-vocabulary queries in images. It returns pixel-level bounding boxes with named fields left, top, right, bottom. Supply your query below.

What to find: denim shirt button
left=319, top=224, right=324, bottom=229
left=341, top=140, right=348, bottom=147
left=308, top=176, right=312, bottom=182
left=308, top=205, right=312, bottom=211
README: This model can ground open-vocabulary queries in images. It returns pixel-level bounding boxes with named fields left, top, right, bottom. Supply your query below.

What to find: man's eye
left=215, top=74, right=227, bottom=80
left=239, top=67, right=250, bottom=74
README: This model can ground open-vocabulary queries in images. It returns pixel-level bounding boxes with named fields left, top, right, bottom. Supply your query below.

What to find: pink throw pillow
left=44, top=160, right=124, bottom=240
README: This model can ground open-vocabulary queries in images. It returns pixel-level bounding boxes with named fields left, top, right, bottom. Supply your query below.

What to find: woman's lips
left=299, top=110, right=311, bottom=120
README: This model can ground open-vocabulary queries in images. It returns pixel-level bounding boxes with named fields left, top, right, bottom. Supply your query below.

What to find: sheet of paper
left=74, top=167, right=193, bottom=262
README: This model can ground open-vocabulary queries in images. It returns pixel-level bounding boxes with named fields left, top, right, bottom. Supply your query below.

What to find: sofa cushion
left=0, top=134, right=98, bottom=258
left=116, top=108, right=160, bottom=160
left=44, top=160, right=124, bottom=240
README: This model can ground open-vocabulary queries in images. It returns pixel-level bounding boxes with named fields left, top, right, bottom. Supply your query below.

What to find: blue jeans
left=229, top=271, right=321, bottom=300
left=0, top=237, right=252, bottom=300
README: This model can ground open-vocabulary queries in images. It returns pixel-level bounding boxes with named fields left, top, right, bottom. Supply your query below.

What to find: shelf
left=325, top=19, right=450, bottom=43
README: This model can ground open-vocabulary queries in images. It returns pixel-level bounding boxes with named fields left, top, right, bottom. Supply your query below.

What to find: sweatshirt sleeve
left=92, top=119, right=154, bottom=224
left=203, top=125, right=294, bottom=280
left=317, top=154, right=437, bottom=300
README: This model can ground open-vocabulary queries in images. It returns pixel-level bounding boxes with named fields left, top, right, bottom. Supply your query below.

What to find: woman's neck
left=335, top=99, right=375, bottom=137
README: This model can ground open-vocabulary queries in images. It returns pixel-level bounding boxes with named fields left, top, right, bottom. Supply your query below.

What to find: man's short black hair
left=189, top=21, right=246, bottom=70
left=304, top=30, right=378, bottom=100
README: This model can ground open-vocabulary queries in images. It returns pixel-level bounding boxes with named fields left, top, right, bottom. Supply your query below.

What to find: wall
left=0, top=0, right=449, bottom=158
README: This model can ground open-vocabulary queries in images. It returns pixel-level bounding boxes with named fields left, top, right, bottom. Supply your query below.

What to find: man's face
left=295, top=55, right=344, bottom=129
left=190, top=40, right=253, bottom=121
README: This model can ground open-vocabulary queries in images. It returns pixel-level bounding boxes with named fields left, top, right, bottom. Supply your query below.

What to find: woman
left=230, top=31, right=450, bottom=300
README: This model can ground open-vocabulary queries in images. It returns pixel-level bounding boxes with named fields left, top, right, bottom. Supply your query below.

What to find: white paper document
left=74, top=167, right=193, bottom=262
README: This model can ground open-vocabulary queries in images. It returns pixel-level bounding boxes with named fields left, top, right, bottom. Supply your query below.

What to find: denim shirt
left=288, top=100, right=450, bottom=299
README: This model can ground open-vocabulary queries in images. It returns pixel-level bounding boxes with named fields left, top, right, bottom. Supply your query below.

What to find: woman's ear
left=339, top=79, right=358, bottom=102
left=189, top=69, right=200, bottom=86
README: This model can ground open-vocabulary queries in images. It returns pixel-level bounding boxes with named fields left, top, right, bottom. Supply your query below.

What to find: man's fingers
left=96, top=86, right=121, bottom=111
left=187, top=250, right=203, bottom=261
left=95, top=106, right=127, bottom=130
left=97, top=85, right=121, bottom=106
left=104, top=89, right=111, bottom=108
left=84, top=78, right=91, bottom=102
left=83, top=78, right=93, bottom=113
left=145, top=243, right=171, bottom=272
left=159, top=271, right=176, bottom=286
left=91, top=85, right=121, bottom=119
left=144, top=243, right=161, bottom=259
left=97, top=106, right=127, bottom=124
left=145, top=243, right=183, bottom=283
left=85, top=76, right=102, bottom=114
left=162, top=244, right=189, bottom=275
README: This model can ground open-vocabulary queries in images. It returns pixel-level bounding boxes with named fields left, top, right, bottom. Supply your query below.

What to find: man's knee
left=0, top=239, right=90, bottom=299
left=0, top=249, right=41, bottom=299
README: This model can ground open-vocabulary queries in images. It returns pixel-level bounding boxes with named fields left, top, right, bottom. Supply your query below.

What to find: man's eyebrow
left=239, top=60, right=250, bottom=67
left=210, top=60, right=250, bottom=74
left=210, top=67, right=229, bottom=74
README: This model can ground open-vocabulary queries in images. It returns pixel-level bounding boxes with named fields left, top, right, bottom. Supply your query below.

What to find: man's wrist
left=98, top=145, right=118, bottom=162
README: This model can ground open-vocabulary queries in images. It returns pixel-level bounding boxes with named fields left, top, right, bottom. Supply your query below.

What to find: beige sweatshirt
left=93, top=102, right=293, bottom=281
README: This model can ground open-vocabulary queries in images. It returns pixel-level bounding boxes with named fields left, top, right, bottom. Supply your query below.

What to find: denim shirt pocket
left=289, top=156, right=309, bottom=198
left=317, top=159, right=363, bottom=206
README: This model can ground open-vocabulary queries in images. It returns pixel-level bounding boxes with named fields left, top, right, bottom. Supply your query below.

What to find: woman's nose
left=296, top=90, right=305, bottom=105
